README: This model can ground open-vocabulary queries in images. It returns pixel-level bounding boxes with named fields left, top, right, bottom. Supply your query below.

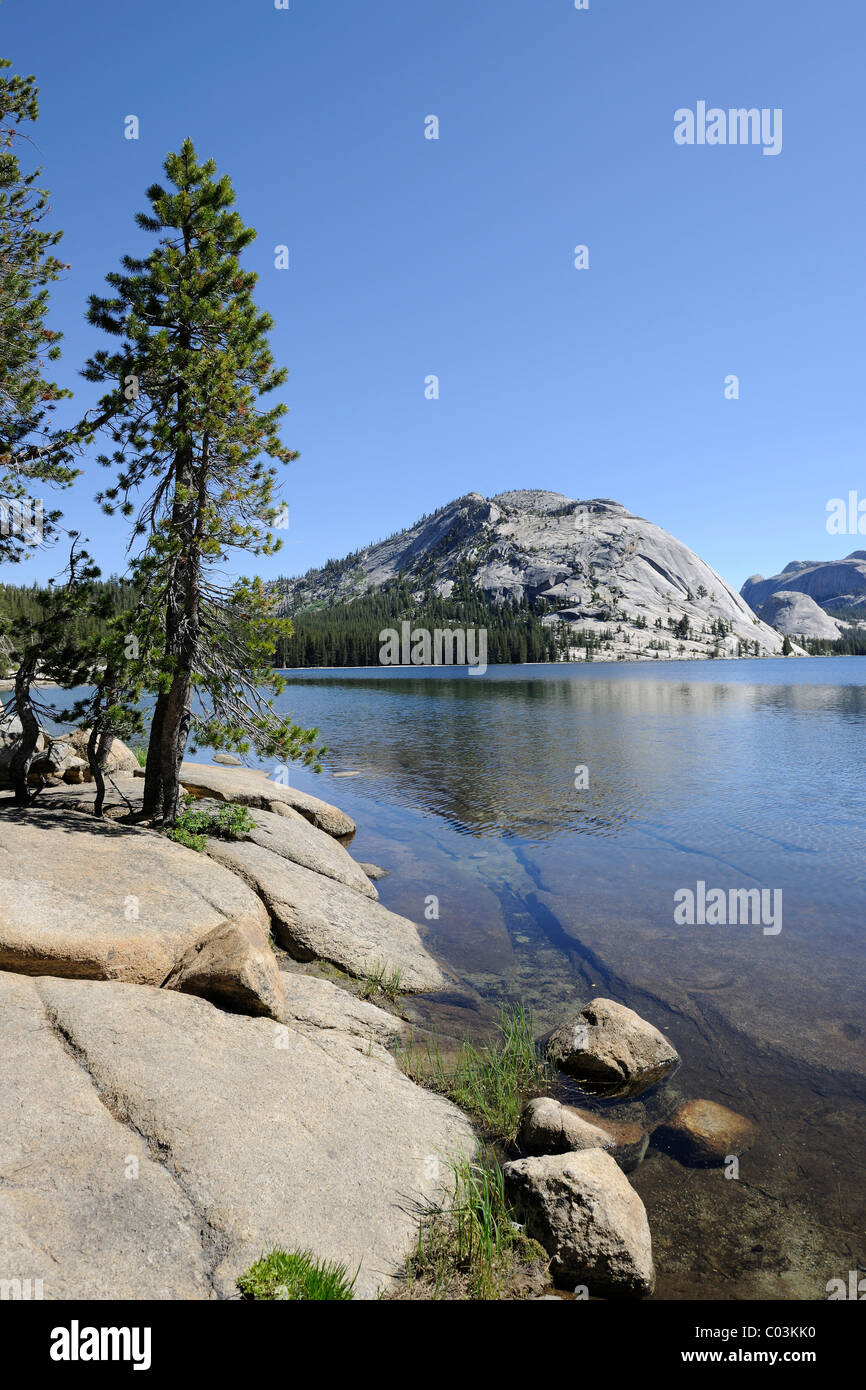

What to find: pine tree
left=83, top=140, right=321, bottom=822
left=0, top=49, right=119, bottom=553
left=0, top=50, right=72, bottom=556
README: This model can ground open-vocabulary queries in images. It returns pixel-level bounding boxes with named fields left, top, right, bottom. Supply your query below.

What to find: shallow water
left=46, top=658, right=866, bottom=1298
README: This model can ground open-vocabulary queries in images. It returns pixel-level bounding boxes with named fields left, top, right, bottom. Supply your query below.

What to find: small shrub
left=237, top=1248, right=356, bottom=1301
left=131, top=745, right=148, bottom=767
left=166, top=796, right=257, bottom=852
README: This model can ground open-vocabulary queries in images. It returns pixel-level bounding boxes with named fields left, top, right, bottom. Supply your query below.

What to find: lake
left=46, top=656, right=866, bottom=1299
left=264, top=657, right=866, bottom=1301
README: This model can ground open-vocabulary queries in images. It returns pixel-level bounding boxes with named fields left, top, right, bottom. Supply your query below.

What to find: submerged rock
left=504, top=1149, right=655, bottom=1298
left=358, top=862, right=390, bottom=881
left=654, top=1099, right=757, bottom=1166
left=542, top=998, right=679, bottom=1099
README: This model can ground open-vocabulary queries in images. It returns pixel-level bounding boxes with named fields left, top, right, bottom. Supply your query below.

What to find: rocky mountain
left=742, top=554, right=866, bottom=634
left=746, top=590, right=843, bottom=641
left=277, top=490, right=791, bottom=661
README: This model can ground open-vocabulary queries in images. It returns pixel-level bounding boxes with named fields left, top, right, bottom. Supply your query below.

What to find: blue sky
left=2, top=0, right=864, bottom=591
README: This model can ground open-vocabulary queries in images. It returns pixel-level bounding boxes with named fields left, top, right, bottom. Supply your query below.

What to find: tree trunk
left=142, top=691, right=168, bottom=818
left=159, top=670, right=192, bottom=824
left=86, top=724, right=107, bottom=819
left=8, top=655, right=41, bottom=806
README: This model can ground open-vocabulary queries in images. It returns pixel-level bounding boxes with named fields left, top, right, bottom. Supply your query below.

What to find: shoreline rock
left=179, top=761, right=356, bottom=839
left=504, top=1149, right=655, bottom=1298
left=206, top=837, right=450, bottom=993
left=542, top=998, right=680, bottom=1099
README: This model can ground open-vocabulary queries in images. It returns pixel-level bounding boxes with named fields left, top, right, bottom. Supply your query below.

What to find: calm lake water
left=46, top=657, right=866, bottom=1299
left=266, top=657, right=866, bottom=1301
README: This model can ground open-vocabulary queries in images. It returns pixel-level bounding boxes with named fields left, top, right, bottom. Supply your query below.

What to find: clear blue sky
left=2, top=0, right=864, bottom=591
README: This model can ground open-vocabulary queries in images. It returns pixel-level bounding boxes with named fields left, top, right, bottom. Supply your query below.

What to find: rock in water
left=519, top=1097, right=649, bottom=1172
left=654, top=1099, right=757, bottom=1166
left=542, top=998, right=679, bottom=1099
left=519, top=1097, right=614, bottom=1156
left=358, top=862, right=390, bottom=881
left=504, top=1149, right=655, bottom=1298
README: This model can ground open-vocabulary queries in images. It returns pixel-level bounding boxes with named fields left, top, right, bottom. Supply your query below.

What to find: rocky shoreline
left=0, top=724, right=759, bottom=1300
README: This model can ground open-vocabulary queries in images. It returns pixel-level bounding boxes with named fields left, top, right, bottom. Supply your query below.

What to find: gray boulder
left=206, top=838, right=449, bottom=993
left=504, top=1149, right=655, bottom=1298
left=519, top=1097, right=614, bottom=1157
left=68, top=728, right=140, bottom=775
left=519, top=1096, right=649, bottom=1172
left=163, top=916, right=285, bottom=1020
left=543, top=999, right=679, bottom=1099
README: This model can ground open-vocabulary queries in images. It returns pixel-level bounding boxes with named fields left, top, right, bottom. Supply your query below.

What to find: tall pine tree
left=84, top=140, right=320, bottom=822
left=0, top=47, right=72, bottom=556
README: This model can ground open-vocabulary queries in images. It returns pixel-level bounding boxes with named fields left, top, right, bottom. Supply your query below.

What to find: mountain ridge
left=274, top=490, right=793, bottom=662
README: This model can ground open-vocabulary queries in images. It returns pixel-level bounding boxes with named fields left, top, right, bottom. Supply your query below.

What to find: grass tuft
left=237, top=1247, right=356, bottom=1301
left=396, top=1004, right=553, bottom=1143
left=390, top=1154, right=548, bottom=1301
left=358, top=961, right=404, bottom=1004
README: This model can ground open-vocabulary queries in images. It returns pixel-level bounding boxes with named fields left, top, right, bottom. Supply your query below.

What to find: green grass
left=166, top=796, right=257, bottom=853
left=392, top=1155, right=548, bottom=1301
left=237, top=1248, right=356, bottom=1301
left=358, top=961, right=404, bottom=1004
left=131, top=745, right=148, bottom=767
left=396, top=1004, right=553, bottom=1143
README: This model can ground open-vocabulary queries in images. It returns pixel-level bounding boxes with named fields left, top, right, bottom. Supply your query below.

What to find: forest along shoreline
left=0, top=718, right=763, bottom=1301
